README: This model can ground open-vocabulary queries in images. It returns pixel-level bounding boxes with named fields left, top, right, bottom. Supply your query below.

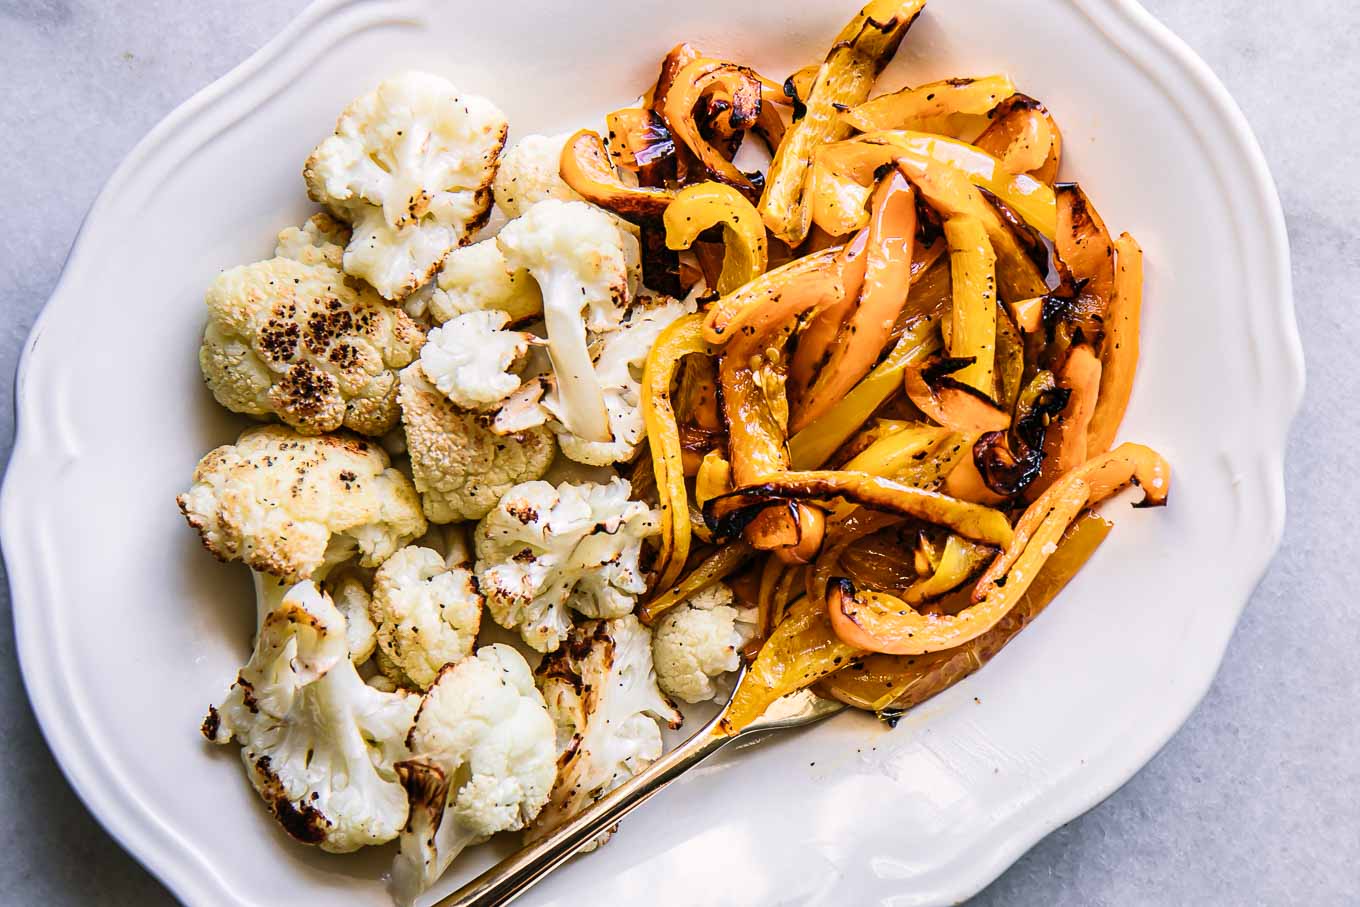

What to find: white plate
left=2, top=0, right=1301, bottom=904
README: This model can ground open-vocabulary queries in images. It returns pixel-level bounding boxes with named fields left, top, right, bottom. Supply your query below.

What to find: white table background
left=1, top=1, right=1353, bottom=904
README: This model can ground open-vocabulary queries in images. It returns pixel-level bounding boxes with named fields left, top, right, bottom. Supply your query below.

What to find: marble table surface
left=1, top=1, right=1353, bottom=904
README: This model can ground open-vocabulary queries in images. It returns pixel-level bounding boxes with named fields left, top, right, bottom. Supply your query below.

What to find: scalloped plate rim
left=1, top=0, right=1303, bottom=905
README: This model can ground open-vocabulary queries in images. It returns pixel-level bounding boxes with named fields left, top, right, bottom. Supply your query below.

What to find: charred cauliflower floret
left=398, top=367, right=555, bottom=524
left=199, top=256, right=424, bottom=436
left=275, top=212, right=351, bottom=270
left=390, top=644, right=556, bottom=906
left=651, top=582, right=755, bottom=703
left=492, top=133, right=583, bottom=218
left=475, top=478, right=658, bottom=653
left=304, top=72, right=508, bottom=301
left=370, top=546, right=482, bottom=690
left=403, top=239, right=543, bottom=326
left=529, top=614, right=681, bottom=850
left=419, top=310, right=535, bottom=411
left=177, top=425, right=427, bottom=583
left=496, top=199, right=633, bottom=447
left=204, top=581, right=420, bottom=853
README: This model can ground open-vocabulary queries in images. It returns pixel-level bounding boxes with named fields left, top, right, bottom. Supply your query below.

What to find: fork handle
left=436, top=717, right=734, bottom=907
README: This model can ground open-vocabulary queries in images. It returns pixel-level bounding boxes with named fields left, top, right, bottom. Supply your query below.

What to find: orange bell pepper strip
left=1031, top=342, right=1102, bottom=495
left=662, top=58, right=764, bottom=197
left=1087, top=233, right=1144, bottom=455
left=794, top=172, right=919, bottom=432
left=828, top=442, right=1168, bottom=655
left=663, top=182, right=769, bottom=295
left=973, top=94, right=1063, bottom=184
left=559, top=129, right=674, bottom=223
left=1054, top=182, right=1115, bottom=333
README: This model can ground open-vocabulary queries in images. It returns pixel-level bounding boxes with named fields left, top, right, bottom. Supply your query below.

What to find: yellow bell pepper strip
left=943, top=214, right=998, bottom=392
left=809, top=508, right=902, bottom=609
left=756, top=555, right=789, bottom=642
left=842, top=423, right=954, bottom=478
left=903, top=357, right=1011, bottom=434
left=605, top=107, right=676, bottom=180
left=638, top=540, right=755, bottom=624
left=809, top=154, right=876, bottom=237
left=943, top=445, right=1007, bottom=505
left=787, top=308, right=945, bottom=469
left=662, top=58, right=764, bottom=197
left=843, top=75, right=1017, bottom=132
left=994, top=306, right=1025, bottom=410
left=975, top=442, right=1169, bottom=596
left=707, top=470, right=1014, bottom=548
left=795, top=172, right=919, bottom=432
left=974, top=93, right=1063, bottom=184
left=896, top=153, right=1048, bottom=303
left=759, top=0, right=928, bottom=245
left=721, top=594, right=865, bottom=734
left=559, top=129, right=675, bottom=224
left=1032, top=343, right=1101, bottom=496
left=1054, top=182, right=1116, bottom=335
left=1087, top=233, right=1144, bottom=456
left=646, top=42, right=703, bottom=112
left=695, top=449, right=734, bottom=512
left=704, top=247, right=843, bottom=344
left=818, top=511, right=1110, bottom=714
left=663, top=182, right=769, bottom=295
left=642, top=314, right=710, bottom=591
left=813, top=131, right=1057, bottom=239
left=900, top=534, right=993, bottom=605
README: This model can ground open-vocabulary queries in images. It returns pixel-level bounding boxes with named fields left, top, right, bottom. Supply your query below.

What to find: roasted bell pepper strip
left=642, top=314, right=710, bottom=590
left=813, top=131, right=1057, bottom=239
left=818, top=512, right=1110, bottom=713
left=721, top=594, right=864, bottom=734
left=896, top=152, right=1048, bottom=303
left=1054, top=182, right=1115, bottom=334
left=605, top=107, right=676, bottom=174
left=943, top=215, right=998, bottom=392
left=809, top=154, right=876, bottom=237
left=1032, top=343, right=1101, bottom=495
left=704, top=247, right=843, bottom=344
left=903, top=357, right=1011, bottom=434
left=759, top=0, right=928, bottom=245
left=901, top=533, right=993, bottom=605
left=994, top=306, right=1024, bottom=409
left=1011, top=296, right=1045, bottom=333
left=662, top=58, right=764, bottom=196
left=828, top=477, right=1088, bottom=653
left=707, top=470, right=1015, bottom=548
left=773, top=504, right=828, bottom=565
left=646, top=42, right=703, bottom=112
left=695, top=449, right=734, bottom=512
left=560, top=129, right=675, bottom=223
left=974, top=93, right=1063, bottom=183
left=943, top=448, right=1007, bottom=504
left=830, top=442, right=1168, bottom=654
left=663, top=182, right=769, bottom=295
left=1087, top=233, right=1143, bottom=455
left=842, top=423, right=954, bottom=478
left=843, top=75, right=1017, bottom=132
left=788, top=309, right=945, bottom=469
left=790, top=231, right=869, bottom=396
left=976, top=442, right=1169, bottom=595
left=638, top=540, right=754, bottom=624
left=795, top=172, right=919, bottom=431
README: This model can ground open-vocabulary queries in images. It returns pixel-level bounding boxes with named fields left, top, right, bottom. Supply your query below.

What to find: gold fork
left=437, top=668, right=847, bottom=907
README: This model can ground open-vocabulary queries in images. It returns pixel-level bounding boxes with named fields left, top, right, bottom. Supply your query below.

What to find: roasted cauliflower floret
left=199, top=256, right=424, bottom=436
left=203, top=581, right=420, bottom=853
left=492, top=133, right=582, bottom=218
left=497, top=199, right=633, bottom=447
left=390, top=644, right=556, bottom=906
left=275, top=212, right=351, bottom=269
left=529, top=614, right=681, bottom=850
left=177, top=425, right=427, bottom=583
left=370, top=545, right=482, bottom=690
left=304, top=72, right=508, bottom=301
left=328, top=571, right=379, bottom=664
left=651, top=582, right=756, bottom=703
left=403, top=239, right=543, bottom=325
left=399, top=367, right=555, bottom=524
left=475, top=478, right=658, bottom=653
left=419, top=310, right=535, bottom=411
